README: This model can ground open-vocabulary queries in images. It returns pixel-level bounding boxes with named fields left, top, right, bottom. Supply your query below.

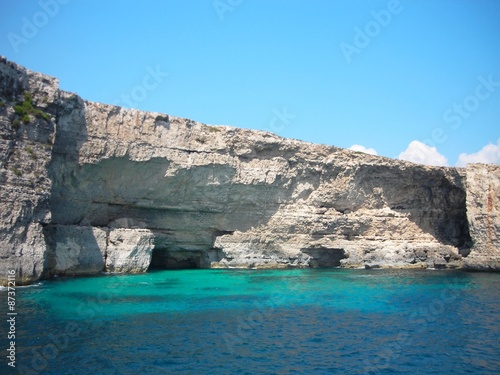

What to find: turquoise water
left=1, top=269, right=499, bottom=374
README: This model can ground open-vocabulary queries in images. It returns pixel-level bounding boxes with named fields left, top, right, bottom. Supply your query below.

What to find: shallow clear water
left=1, top=269, right=499, bottom=374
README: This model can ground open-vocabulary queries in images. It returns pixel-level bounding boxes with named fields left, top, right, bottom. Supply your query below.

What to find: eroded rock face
left=46, top=225, right=107, bottom=275
left=106, top=228, right=154, bottom=273
left=0, top=57, right=499, bottom=285
left=463, top=164, right=500, bottom=271
left=43, top=225, right=154, bottom=276
left=0, top=57, right=56, bottom=284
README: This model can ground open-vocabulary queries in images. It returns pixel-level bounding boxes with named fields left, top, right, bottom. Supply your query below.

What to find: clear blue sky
left=1, top=0, right=499, bottom=166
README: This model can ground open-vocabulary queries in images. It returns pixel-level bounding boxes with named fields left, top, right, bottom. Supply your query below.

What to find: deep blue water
left=1, top=269, right=499, bottom=374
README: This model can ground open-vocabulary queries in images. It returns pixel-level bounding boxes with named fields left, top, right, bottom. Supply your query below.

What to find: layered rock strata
left=463, top=164, right=500, bottom=270
left=0, top=57, right=498, bottom=285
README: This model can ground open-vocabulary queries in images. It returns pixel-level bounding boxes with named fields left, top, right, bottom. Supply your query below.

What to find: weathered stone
left=0, top=57, right=55, bottom=285
left=49, top=225, right=107, bottom=275
left=105, top=229, right=154, bottom=273
left=463, top=164, right=500, bottom=271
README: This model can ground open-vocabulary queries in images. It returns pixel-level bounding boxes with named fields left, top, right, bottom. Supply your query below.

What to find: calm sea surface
left=1, top=269, right=499, bottom=374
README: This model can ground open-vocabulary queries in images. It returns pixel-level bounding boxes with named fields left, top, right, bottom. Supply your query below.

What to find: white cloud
left=349, top=144, right=378, bottom=155
left=398, top=140, right=448, bottom=166
left=456, top=139, right=500, bottom=167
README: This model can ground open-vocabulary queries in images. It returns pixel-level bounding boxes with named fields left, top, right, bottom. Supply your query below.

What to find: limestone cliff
left=0, top=58, right=498, bottom=285
left=463, top=164, right=500, bottom=270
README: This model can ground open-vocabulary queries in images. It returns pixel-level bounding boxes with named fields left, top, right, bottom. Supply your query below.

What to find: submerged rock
left=0, top=57, right=498, bottom=285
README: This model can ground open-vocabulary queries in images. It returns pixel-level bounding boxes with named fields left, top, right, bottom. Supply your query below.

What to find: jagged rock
left=48, top=225, right=107, bottom=276
left=43, top=225, right=153, bottom=275
left=463, top=164, right=500, bottom=271
left=0, top=57, right=55, bottom=285
left=0, top=57, right=499, bottom=285
left=105, top=229, right=154, bottom=273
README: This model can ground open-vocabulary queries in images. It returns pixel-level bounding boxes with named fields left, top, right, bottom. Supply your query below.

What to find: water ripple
left=2, top=269, right=499, bottom=375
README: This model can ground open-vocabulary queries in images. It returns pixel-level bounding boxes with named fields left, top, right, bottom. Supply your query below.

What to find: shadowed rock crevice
left=302, top=247, right=347, bottom=267
left=347, top=164, right=472, bottom=247
left=148, top=246, right=224, bottom=270
left=149, top=248, right=202, bottom=269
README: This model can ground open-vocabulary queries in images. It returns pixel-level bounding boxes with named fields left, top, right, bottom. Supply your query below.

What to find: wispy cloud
left=456, top=139, right=500, bottom=167
left=398, top=140, right=448, bottom=166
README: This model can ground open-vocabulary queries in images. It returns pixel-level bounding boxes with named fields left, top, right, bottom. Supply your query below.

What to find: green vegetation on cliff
left=13, top=92, right=50, bottom=124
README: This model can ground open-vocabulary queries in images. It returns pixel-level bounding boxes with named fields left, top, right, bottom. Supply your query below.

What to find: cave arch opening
left=148, top=248, right=206, bottom=270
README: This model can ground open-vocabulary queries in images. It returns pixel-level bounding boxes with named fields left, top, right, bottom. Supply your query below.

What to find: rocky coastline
left=1, top=57, right=498, bottom=285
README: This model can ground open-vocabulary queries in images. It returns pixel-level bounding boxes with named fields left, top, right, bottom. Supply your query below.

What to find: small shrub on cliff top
left=33, top=109, right=50, bottom=121
left=14, top=104, right=26, bottom=116
left=11, top=119, right=21, bottom=128
left=208, top=126, right=221, bottom=133
left=21, top=114, right=30, bottom=124
left=14, top=92, right=50, bottom=123
left=0, top=100, right=5, bottom=107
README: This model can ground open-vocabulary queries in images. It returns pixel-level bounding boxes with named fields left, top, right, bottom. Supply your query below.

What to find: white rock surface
left=51, top=225, right=107, bottom=275
left=105, top=229, right=154, bottom=273
left=463, top=164, right=500, bottom=270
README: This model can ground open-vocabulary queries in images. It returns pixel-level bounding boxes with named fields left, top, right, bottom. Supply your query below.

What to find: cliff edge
left=1, top=58, right=498, bottom=285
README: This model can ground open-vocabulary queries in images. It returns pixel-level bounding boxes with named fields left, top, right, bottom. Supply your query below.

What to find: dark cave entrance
left=149, top=248, right=205, bottom=269
left=302, top=247, right=347, bottom=267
